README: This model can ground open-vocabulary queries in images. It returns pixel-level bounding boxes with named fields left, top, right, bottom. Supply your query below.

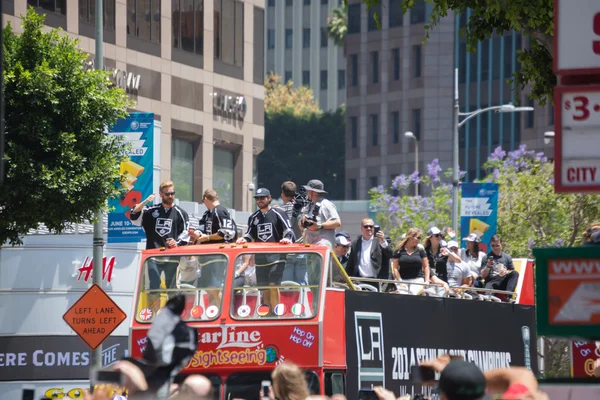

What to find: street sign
left=554, top=85, right=600, bottom=192
left=63, top=284, right=127, bottom=350
left=554, top=0, right=600, bottom=75
left=533, top=247, right=600, bottom=339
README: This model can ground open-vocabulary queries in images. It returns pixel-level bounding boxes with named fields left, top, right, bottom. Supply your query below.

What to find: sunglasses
left=363, top=225, right=374, bottom=229
left=491, top=244, right=501, bottom=247
left=162, top=191, right=175, bottom=196
left=414, top=236, right=422, bottom=240
left=433, top=234, right=442, bottom=238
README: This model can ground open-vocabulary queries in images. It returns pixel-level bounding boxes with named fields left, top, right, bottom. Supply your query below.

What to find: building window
left=172, top=0, right=203, bottom=55
left=367, top=4, right=381, bottom=31
left=370, top=114, right=379, bottom=146
left=320, top=27, right=328, bottom=47
left=389, top=0, right=402, bottom=27
left=349, top=179, right=357, bottom=200
left=285, top=29, right=293, bottom=49
left=391, top=111, right=399, bottom=144
left=285, top=70, right=292, bottom=83
left=172, top=138, right=194, bottom=202
left=411, top=0, right=426, bottom=24
left=214, top=147, right=235, bottom=209
left=321, top=0, right=327, bottom=4
left=369, top=176, right=378, bottom=190
left=254, top=7, right=264, bottom=84
left=303, top=28, right=310, bottom=48
left=302, top=70, right=310, bottom=86
left=304, top=0, right=311, bottom=5
left=548, top=104, right=554, bottom=126
left=412, top=108, right=421, bottom=139
left=392, top=48, right=400, bottom=80
left=28, top=0, right=66, bottom=15
left=350, top=117, right=358, bottom=148
left=413, top=45, right=422, bottom=77
left=348, top=4, right=361, bottom=33
left=286, top=0, right=293, bottom=6
left=267, top=29, right=275, bottom=49
left=214, top=0, right=244, bottom=67
left=525, top=98, right=535, bottom=128
left=320, top=70, right=328, bottom=90
left=350, top=54, right=358, bottom=86
left=79, top=0, right=116, bottom=30
left=370, top=51, right=379, bottom=83
left=338, top=69, right=346, bottom=89
left=127, top=0, right=161, bottom=43
left=268, top=0, right=274, bottom=6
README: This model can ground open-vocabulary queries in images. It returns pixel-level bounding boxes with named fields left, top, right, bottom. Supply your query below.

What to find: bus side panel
left=322, top=289, right=346, bottom=368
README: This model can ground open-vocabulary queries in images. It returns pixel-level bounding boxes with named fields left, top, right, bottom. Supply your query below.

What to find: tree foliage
left=327, top=6, right=348, bottom=47
left=372, top=146, right=600, bottom=257
left=0, top=8, right=132, bottom=245
left=258, top=73, right=345, bottom=199
left=348, top=0, right=555, bottom=105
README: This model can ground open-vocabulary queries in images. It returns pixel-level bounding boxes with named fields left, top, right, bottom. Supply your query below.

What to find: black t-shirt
left=426, top=246, right=448, bottom=282
left=393, top=247, right=427, bottom=279
left=198, top=204, right=237, bottom=243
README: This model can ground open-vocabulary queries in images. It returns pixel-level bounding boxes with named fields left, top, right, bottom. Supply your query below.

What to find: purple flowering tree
left=369, top=159, right=463, bottom=244
left=481, top=145, right=600, bottom=257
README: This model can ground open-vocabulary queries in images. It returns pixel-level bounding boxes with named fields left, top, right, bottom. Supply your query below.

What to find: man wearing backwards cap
left=298, top=179, right=341, bottom=248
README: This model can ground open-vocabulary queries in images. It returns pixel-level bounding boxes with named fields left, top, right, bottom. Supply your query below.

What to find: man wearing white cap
left=334, top=235, right=351, bottom=268
left=298, top=179, right=341, bottom=248
left=446, top=240, right=473, bottom=290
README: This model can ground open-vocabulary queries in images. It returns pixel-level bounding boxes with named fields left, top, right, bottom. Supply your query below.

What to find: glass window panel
left=347, top=4, right=360, bottom=33
left=172, top=138, right=194, bottom=201
left=214, top=148, right=234, bottom=209
left=234, top=0, right=244, bottom=66
left=367, top=4, right=380, bottom=31
left=151, top=0, right=161, bottom=43
left=338, top=69, right=345, bottom=89
left=221, top=0, right=235, bottom=64
left=320, top=70, right=327, bottom=89
left=195, top=0, right=204, bottom=54
left=172, top=0, right=181, bottom=48
left=303, top=28, right=310, bottom=48
left=181, top=0, right=195, bottom=52
left=136, top=0, right=150, bottom=40
left=105, top=0, right=117, bottom=30
left=389, top=0, right=402, bottom=27
left=80, top=0, right=89, bottom=22
left=127, top=0, right=136, bottom=36
left=214, top=0, right=221, bottom=59
left=39, top=0, right=56, bottom=12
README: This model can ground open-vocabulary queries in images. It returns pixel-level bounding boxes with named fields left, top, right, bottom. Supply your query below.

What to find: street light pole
left=451, top=68, right=534, bottom=235
left=405, top=131, right=419, bottom=196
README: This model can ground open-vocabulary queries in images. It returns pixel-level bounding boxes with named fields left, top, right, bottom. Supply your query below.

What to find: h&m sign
left=211, top=92, right=247, bottom=119
left=84, top=59, right=141, bottom=93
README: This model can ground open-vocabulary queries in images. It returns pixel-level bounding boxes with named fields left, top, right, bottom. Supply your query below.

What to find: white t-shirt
left=358, top=237, right=375, bottom=278
left=460, top=248, right=486, bottom=277
left=446, top=260, right=470, bottom=287
left=302, top=198, right=340, bottom=248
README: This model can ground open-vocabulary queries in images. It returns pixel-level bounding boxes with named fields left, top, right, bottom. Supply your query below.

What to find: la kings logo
left=258, top=223, right=273, bottom=241
left=355, top=312, right=385, bottom=391
left=155, top=218, right=172, bottom=236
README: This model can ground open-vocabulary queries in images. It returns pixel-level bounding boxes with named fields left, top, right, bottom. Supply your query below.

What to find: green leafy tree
left=327, top=6, right=348, bottom=47
left=0, top=8, right=132, bottom=245
left=343, top=0, right=554, bottom=105
left=258, top=73, right=345, bottom=199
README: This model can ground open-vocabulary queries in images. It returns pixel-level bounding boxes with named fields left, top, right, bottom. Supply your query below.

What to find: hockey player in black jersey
left=130, top=181, right=190, bottom=312
left=236, top=188, right=295, bottom=313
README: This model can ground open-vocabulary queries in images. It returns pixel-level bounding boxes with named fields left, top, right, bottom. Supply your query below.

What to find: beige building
left=3, top=0, right=265, bottom=211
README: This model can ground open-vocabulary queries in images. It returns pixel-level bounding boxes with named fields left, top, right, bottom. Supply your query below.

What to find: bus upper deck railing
left=347, top=277, right=517, bottom=303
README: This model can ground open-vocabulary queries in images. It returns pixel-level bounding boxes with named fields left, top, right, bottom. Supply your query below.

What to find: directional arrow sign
left=63, top=284, right=127, bottom=350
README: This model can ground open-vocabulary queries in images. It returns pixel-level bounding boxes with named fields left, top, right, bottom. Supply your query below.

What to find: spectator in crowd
left=392, top=227, right=430, bottom=295
left=278, top=181, right=304, bottom=240
left=481, top=235, right=519, bottom=294
left=346, top=218, right=393, bottom=283
left=445, top=240, right=473, bottom=293
left=129, top=181, right=190, bottom=311
left=169, top=375, right=213, bottom=400
left=237, top=188, right=295, bottom=311
left=260, top=361, right=311, bottom=400
left=334, top=235, right=351, bottom=269
left=298, top=179, right=341, bottom=248
left=424, top=226, right=449, bottom=287
left=582, top=222, right=600, bottom=246
left=460, top=233, right=486, bottom=287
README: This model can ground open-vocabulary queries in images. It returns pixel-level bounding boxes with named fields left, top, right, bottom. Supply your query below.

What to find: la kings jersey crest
left=156, top=218, right=172, bottom=236
left=257, top=223, right=273, bottom=241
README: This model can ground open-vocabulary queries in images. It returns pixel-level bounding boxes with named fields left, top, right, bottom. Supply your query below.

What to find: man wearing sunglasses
left=130, top=181, right=191, bottom=310
left=481, top=235, right=519, bottom=295
left=345, top=218, right=393, bottom=285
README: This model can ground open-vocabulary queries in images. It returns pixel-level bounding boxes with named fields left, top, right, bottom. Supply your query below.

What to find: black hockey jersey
left=243, top=207, right=295, bottom=243
left=130, top=204, right=190, bottom=249
left=198, top=204, right=237, bottom=243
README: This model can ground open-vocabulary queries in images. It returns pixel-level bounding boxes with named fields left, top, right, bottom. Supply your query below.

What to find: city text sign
left=554, top=85, right=600, bottom=192
left=212, top=92, right=247, bottom=119
left=554, top=0, right=600, bottom=75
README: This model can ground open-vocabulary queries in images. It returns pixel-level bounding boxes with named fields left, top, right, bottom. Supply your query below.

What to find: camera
left=302, top=201, right=321, bottom=228
left=292, top=188, right=310, bottom=218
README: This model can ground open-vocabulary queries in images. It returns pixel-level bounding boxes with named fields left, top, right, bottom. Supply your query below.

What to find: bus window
left=230, top=252, right=322, bottom=320
left=225, top=371, right=320, bottom=400
left=135, top=254, right=228, bottom=323
left=324, top=371, right=346, bottom=396
left=174, top=373, right=222, bottom=400
left=328, top=252, right=355, bottom=290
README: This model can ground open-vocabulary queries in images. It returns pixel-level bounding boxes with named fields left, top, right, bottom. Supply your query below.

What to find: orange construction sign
left=548, top=258, right=600, bottom=325
left=63, top=284, right=127, bottom=350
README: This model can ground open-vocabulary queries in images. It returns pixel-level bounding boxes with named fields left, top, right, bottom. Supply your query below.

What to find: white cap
left=336, top=236, right=350, bottom=246
left=447, top=240, right=459, bottom=249
left=428, top=226, right=441, bottom=235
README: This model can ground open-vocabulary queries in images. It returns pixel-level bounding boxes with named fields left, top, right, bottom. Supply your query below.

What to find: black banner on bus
left=345, top=291, right=537, bottom=400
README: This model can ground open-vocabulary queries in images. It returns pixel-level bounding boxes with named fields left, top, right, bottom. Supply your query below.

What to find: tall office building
left=345, top=0, right=554, bottom=199
left=3, top=0, right=266, bottom=211
left=265, top=0, right=345, bottom=111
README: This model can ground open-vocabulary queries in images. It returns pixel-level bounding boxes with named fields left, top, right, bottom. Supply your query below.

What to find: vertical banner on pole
left=460, top=183, right=498, bottom=251
left=108, top=113, right=155, bottom=243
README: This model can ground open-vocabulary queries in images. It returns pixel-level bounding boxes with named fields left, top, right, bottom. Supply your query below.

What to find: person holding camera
left=346, top=218, right=392, bottom=285
left=278, top=181, right=306, bottom=241
left=298, top=179, right=341, bottom=248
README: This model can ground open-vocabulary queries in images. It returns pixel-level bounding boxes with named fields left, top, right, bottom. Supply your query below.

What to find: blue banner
left=108, top=113, right=155, bottom=243
left=460, top=183, right=499, bottom=252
